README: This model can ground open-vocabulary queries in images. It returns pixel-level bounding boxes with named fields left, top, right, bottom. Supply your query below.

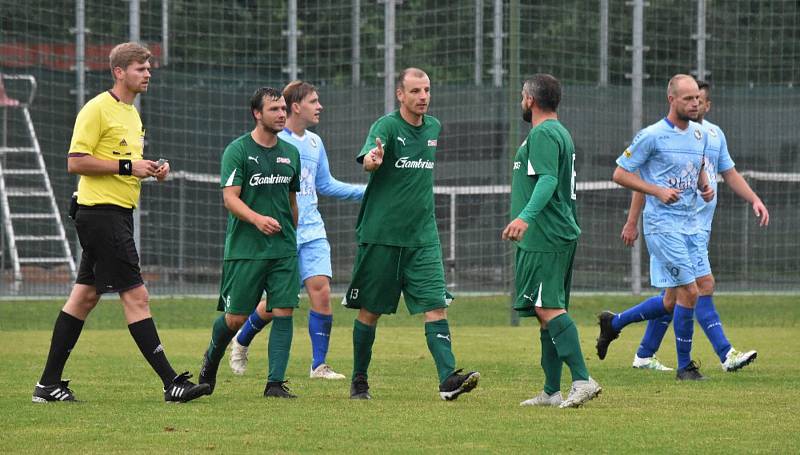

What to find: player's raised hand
left=501, top=218, right=529, bottom=242
left=752, top=199, right=769, bottom=226
left=132, top=159, right=158, bottom=178
left=254, top=215, right=282, bottom=235
left=370, top=138, right=384, bottom=166
left=655, top=187, right=680, bottom=204
left=620, top=221, right=639, bottom=247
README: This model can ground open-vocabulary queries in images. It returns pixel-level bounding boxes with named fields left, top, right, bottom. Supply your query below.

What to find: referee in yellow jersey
left=32, top=42, right=209, bottom=403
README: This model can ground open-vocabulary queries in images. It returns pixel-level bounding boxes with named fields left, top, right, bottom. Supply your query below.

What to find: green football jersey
left=220, top=133, right=301, bottom=260
left=510, top=119, right=581, bottom=252
left=355, top=111, right=441, bottom=247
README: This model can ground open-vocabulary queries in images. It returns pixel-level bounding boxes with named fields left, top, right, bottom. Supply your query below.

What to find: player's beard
left=676, top=108, right=696, bottom=122
left=521, top=106, right=532, bottom=123
left=259, top=119, right=283, bottom=135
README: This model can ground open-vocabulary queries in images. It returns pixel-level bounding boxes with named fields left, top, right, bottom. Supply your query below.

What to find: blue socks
left=695, top=295, right=731, bottom=362
left=236, top=311, right=270, bottom=347
left=636, top=313, right=673, bottom=358
left=308, top=310, right=333, bottom=370
left=611, top=294, right=669, bottom=332
left=673, top=304, right=695, bottom=370
left=235, top=308, right=335, bottom=370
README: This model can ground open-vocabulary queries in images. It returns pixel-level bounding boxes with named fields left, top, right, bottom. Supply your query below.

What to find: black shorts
left=75, top=204, right=143, bottom=294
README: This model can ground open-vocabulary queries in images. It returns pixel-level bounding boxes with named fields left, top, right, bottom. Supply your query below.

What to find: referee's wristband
left=119, top=159, right=132, bottom=176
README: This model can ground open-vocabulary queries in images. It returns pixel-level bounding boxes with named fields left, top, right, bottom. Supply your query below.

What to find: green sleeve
left=220, top=142, right=244, bottom=188
left=518, top=174, right=558, bottom=223
left=528, top=129, right=558, bottom=177
left=357, top=118, right=391, bottom=163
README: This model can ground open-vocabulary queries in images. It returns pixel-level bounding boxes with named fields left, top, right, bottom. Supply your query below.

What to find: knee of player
left=120, top=285, right=151, bottom=310
left=224, top=313, right=248, bottom=330
left=308, top=284, right=331, bottom=303
left=423, top=308, right=447, bottom=322
left=679, top=284, right=700, bottom=306
left=696, top=275, right=715, bottom=295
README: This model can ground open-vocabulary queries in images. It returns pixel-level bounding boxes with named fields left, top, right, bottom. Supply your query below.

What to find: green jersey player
left=502, top=73, right=601, bottom=408
left=344, top=68, right=480, bottom=401
left=199, top=87, right=302, bottom=399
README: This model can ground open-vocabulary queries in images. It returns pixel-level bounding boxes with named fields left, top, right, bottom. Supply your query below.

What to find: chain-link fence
left=1, top=0, right=798, bottom=297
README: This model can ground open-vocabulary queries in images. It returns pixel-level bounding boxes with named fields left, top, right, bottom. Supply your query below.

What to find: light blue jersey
left=279, top=128, right=365, bottom=244
left=616, top=118, right=708, bottom=235
left=696, top=119, right=735, bottom=232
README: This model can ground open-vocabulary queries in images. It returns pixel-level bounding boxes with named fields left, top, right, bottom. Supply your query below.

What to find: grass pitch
left=1, top=295, right=798, bottom=454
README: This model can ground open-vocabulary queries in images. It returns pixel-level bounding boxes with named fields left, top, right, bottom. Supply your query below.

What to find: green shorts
left=217, top=257, right=300, bottom=315
left=344, top=244, right=450, bottom=315
left=513, top=243, right=576, bottom=317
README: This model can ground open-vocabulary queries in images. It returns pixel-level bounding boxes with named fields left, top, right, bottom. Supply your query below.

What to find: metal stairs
left=1, top=74, right=76, bottom=292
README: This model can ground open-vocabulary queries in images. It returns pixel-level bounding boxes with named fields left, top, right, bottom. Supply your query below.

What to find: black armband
left=119, top=159, right=132, bottom=176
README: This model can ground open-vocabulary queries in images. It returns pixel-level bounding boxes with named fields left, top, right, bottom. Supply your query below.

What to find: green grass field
left=2, top=295, right=799, bottom=454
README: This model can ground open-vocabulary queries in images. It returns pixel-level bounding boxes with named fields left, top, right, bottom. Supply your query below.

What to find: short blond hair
left=109, top=42, right=151, bottom=74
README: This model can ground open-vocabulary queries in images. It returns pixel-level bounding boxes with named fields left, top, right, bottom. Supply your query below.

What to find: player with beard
left=598, top=74, right=715, bottom=381
left=615, top=80, right=767, bottom=373
left=198, top=87, right=302, bottom=398
left=503, top=73, right=601, bottom=408
left=228, top=81, right=365, bottom=380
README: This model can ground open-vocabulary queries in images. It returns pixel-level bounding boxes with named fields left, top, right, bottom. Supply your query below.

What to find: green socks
left=268, top=316, right=293, bottom=382
left=540, top=328, right=563, bottom=395
left=547, top=313, right=590, bottom=382
left=206, top=314, right=237, bottom=366
left=352, top=319, right=376, bottom=380
left=425, top=319, right=457, bottom=384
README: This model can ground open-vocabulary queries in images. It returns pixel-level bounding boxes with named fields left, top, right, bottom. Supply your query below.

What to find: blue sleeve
left=616, top=128, right=654, bottom=172
left=316, top=143, right=366, bottom=200
left=716, top=129, right=735, bottom=173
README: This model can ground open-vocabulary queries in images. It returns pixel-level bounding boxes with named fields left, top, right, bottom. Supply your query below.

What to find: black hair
left=250, top=87, right=283, bottom=122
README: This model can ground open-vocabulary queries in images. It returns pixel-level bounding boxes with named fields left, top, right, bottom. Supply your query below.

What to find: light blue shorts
left=645, top=232, right=699, bottom=288
left=298, top=238, right=332, bottom=284
left=688, top=230, right=712, bottom=279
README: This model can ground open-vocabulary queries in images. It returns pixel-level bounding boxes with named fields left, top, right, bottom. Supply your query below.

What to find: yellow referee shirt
left=69, top=90, right=145, bottom=208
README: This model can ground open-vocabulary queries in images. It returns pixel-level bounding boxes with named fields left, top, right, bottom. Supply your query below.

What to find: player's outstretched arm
left=222, top=186, right=281, bottom=235
left=721, top=168, right=769, bottom=226
left=621, top=191, right=645, bottom=247
left=613, top=166, right=679, bottom=204
left=316, top=149, right=366, bottom=200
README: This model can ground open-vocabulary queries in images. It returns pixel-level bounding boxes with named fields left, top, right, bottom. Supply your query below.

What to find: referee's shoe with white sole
left=164, top=372, right=211, bottom=403
left=32, top=380, right=77, bottom=403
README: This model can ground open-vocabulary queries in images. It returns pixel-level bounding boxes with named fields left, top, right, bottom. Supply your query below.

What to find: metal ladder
left=0, top=74, right=76, bottom=292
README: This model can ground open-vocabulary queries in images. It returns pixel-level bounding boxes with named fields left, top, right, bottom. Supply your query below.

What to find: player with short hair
left=32, top=42, right=209, bottom=403
left=343, top=68, right=480, bottom=401
left=600, top=74, right=715, bottom=380
left=198, top=87, right=302, bottom=398
left=228, top=80, right=365, bottom=380
left=503, top=73, right=602, bottom=408
left=616, top=80, right=767, bottom=372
